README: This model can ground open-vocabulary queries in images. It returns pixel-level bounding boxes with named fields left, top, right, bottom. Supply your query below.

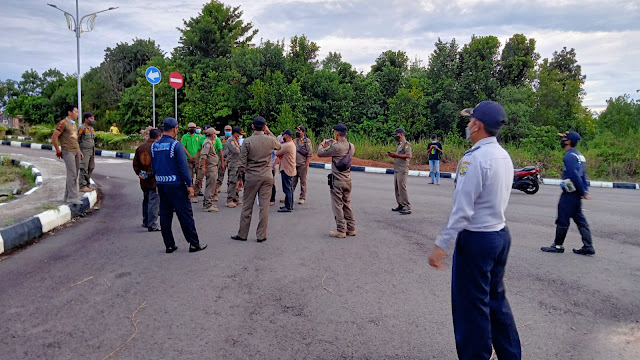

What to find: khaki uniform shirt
left=237, top=131, right=282, bottom=180
left=278, top=141, right=297, bottom=177
left=227, top=137, right=241, bottom=165
left=394, top=140, right=412, bottom=173
left=294, top=137, right=313, bottom=166
left=55, top=119, right=80, bottom=152
left=200, top=138, right=219, bottom=166
left=77, top=124, right=95, bottom=151
left=317, top=139, right=355, bottom=182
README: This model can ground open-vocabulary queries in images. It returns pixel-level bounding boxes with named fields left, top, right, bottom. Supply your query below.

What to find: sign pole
left=152, top=84, right=156, bottom=128
left=169, top=71, right=184, bottom=123
left=175, top=88, right=178, bottom=121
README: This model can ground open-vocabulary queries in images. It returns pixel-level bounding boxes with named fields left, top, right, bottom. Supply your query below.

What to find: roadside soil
left=310, top=154, right=459, bottom=173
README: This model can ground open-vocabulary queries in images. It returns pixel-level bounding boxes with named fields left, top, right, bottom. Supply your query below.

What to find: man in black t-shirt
left=428, top=134, right=443, bottom=185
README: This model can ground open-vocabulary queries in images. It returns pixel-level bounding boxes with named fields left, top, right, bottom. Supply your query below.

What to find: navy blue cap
left=253, top=116, right=266, bottom=127
left=460, top=101, right=507, bottom=130
left=558, top=131, right=581, bottom=145
left=283, top=129, right=293, bottom=136
left=393, top=128, right=405, bottom=135
left=163, top=117, right=179, bottom=129
left=334, top=123, right=347, bottom=133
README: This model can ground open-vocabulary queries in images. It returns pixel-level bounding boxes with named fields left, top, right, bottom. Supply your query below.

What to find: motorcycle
left=513, top=166, right=541, bottom=194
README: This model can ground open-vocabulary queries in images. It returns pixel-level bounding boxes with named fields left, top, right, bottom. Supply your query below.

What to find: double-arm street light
left=47, top=1, right=117, bottom=117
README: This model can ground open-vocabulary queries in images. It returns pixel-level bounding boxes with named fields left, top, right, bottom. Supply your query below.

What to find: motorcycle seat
left=514, top=166, right=537, bottom=172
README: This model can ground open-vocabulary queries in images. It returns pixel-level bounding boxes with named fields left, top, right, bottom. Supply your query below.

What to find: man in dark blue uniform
left=151, top=117, right=207, bottom=254
left=429, top=101, right=521, bottom=360
left=541, top=131, right=595, bottom=255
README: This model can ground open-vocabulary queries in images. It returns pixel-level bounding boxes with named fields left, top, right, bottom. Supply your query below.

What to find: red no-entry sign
left=169, top=72, right=184, bottom=89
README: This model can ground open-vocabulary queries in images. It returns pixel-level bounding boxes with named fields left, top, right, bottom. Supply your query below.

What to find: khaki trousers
left=62, top=150, right=80, bottom=201
left=226, top=163, right=240, bottom=203
left=217, top=157, right=226, bottom=187
left=188, top=160, right=202, bottom=193
left=330, top=179, right=355, bottom=233
left=79, top=148, right=94, bottom=188
left=237, top=175, right=273, bottom=239
left=203, top=164, right=218, bottom=208
left=394, top=170, right=410, bottom=209
left=293, top=164, right=308, bottom=200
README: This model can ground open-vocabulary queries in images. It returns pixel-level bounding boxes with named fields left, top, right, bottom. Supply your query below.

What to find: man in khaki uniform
left=51, top=104, right=83, bottom=205
left=225, top=127, right=243, bottom=207
left=317, top=123, right=356, bottom=238
left=231, top=116, right=281, bottom=242
left=201, top=127, right=225, bottom=212
left=216, top=124, right=233, bottom=194
left=387, top=128, right=412, bottom=215
left=77, top=112, right=96, bottom=192
left=292, top=125, right=312, bottom=205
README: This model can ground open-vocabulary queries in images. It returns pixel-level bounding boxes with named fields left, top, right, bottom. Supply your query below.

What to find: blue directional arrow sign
left=145, top=66, right=161, bottom=85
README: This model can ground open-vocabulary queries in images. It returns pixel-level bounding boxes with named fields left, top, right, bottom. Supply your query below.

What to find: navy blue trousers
left=556, top=192, right=589, bottom=229
left=157, top=184, right=200, bottom=249
left=281, top=171, right=294, bottom=210
left=452, top=228, right=521, bottom=360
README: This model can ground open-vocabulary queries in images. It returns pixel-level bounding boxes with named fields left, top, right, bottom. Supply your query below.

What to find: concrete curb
left=0, top=157, right=44, bottom=207
left=0, top=178, right=98, bottom=255
left=3, top=140, right=638, bottom=190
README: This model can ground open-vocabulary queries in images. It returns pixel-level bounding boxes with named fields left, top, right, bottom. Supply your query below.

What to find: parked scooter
left=513, top=166, right=541, bottom=194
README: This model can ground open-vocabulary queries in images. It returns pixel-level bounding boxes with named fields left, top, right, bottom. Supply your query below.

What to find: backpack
left=333, top=143, right=352, bottom=172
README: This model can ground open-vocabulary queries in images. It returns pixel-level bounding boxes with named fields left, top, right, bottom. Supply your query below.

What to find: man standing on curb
left=201, top=127, right=224, bottom=213
left=428, top=134, right=443, bottom=185
left=541, top=131, right=595, bottom=256
left=181, top=122, right=204, bottom=203
left=317, top=123, right=356, bottom=238
left=293, top=125, right=312, bottom=205
left=225, top=127, right=243, bottom=208
left=276, top=129, right=296, bottom=213
left=428, top=101, right=521, bottom=360
left=217, top=124, right=233, bottom=195
left=133, top=128, right=161, bottom=231
left=78, top=112, right=96, bottom=193
left=231, top=116, right=281, bottom=242
left=152, top=117, right=207, bottom=253
left=51, top=104, right=83, bottom=205
left=388, top=128, right=412, bottom=215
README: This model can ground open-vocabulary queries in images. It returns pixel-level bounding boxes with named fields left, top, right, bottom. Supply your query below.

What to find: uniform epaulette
left=464, top=146, right=482, bottom=156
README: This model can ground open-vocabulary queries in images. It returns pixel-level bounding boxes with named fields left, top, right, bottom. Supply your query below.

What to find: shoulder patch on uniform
left=459, top=161, right=471, bottom=177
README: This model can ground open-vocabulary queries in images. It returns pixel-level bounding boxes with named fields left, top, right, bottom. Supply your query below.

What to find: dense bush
left=94, top=131, right=141, bottom=151
left=27, top=124, right=55, bottom=143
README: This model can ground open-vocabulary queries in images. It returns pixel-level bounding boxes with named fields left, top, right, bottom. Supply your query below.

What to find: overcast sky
left=1, top=0, right=638, bottom=110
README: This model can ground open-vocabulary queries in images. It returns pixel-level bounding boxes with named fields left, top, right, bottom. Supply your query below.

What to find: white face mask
left=465, top=127, right=472, bottom=140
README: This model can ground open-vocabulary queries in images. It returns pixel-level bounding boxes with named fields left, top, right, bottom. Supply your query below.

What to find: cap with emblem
left=163, top=117, right=179, bottom=129
left=205, top=127, right=220, bottom=135
left=558, top=130, right=581, bottom=146
left=253, top=116, right=266, bottom=127
left=334, top=123, right=348, bottom=133
left=297, top=125, right=307, bottom=133
left=283, top=129, right=293, bottom=136
left=460, top=101, right=507, bottom=130
left=393, top=128, right=405, bottom=135
left=232, top=126, right=243, bottom=134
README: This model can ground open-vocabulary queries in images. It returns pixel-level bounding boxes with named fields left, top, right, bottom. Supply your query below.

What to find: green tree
left=458, top=35, right=501, bottom=107
left=388, top=78, right=432, bottom=139
left=371, top=50, right=409, bottom=100
left=598, top=95, right=639, bottom=134
left=426, top=38, right=460, bottom=133
left=499, top=34, right=538, bottom=88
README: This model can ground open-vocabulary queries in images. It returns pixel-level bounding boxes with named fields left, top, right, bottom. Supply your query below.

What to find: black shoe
left=189, top=244, right=208, bottom=253
left=257, top=238, right=267, bottom=243
left=392, top=205, right=403, bottom=212
left=148, top=227, right=161, bottom=232
left=573, top=247, right=595, bottom=256
left=541, top=244, right=565, bottom=253
left=166, top=246, right=178, bottom=253
left=399, top=209, right=412, bottom=215
left=141, top=224, right=147, bottom=228
left=231, top=235, right=247, bottom=241
left=278, top=207, right=292, bottom=212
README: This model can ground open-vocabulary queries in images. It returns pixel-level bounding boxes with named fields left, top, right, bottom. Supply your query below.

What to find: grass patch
left=0, top=157, right=37, bottom=203
left=39, top=203, right=60, bottom=211
left=5, top=219, right=14, bottom=226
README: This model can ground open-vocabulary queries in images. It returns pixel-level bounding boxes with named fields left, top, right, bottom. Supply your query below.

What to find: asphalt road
left=1, top=146, right=639, bottom=360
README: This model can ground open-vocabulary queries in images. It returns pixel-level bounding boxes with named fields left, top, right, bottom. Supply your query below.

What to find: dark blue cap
left=460, top=101, right=507, bottom=130
left=283, top=129, right=293, bottom=136
left=163, top=117, right=179, bottom=129
left=393, top=128, right=405, bottom=135
left=558, top=131, right=581, bottom=145
left=253, top=116, right=266, bottom=127
left=334, top=123, right=348, bottom=133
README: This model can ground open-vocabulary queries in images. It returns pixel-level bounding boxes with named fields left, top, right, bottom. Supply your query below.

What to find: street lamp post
left=47, top=1, right=117, bottom=117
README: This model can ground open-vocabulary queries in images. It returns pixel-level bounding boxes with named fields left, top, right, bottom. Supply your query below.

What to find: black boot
left=541, top=226, right=568, bottom=253
left=574, top=226, right=595, bottom=255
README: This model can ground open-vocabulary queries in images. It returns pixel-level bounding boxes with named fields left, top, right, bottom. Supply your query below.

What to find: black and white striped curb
left=0, top=157, right=44, bottom=207
left=5, top=135, right=32, bottom=141
left=0, top=178, right=98, bottom=254
left=3, top=140, right=638, bottom=190
left=1, top=140, right=135, bottom=160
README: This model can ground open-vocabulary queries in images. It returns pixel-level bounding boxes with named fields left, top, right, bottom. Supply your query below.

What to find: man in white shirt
left=428, top=101, right=521, bottom=360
